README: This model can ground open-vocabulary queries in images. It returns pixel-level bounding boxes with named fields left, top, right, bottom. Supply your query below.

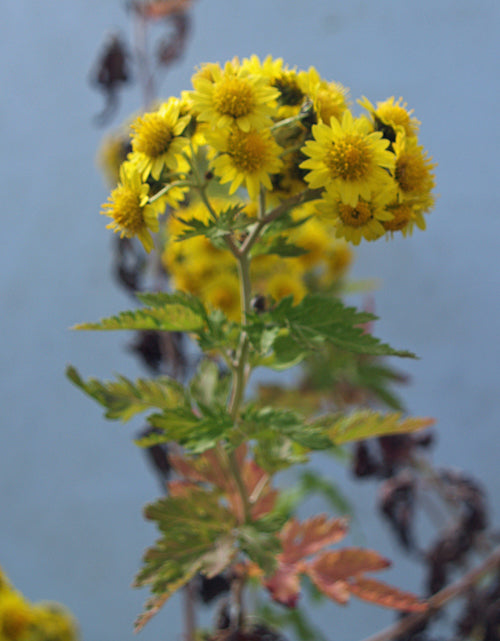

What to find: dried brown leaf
left=348, top=576, right=427, bottom=612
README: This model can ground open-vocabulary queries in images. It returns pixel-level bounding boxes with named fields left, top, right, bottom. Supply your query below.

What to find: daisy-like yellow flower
left=316, top=186, right=394, bottom=245
left=286, top=215, right=332, bottom=269
left=206, top=127, right=283, bottom=200
left=190, top=59, right=279, bottom=132
left=298, top=67, right=350, bottom=124
left=243, top=55, right=305, bottom=118
left=382, top=200, right=428, bottom=237
left=359, top=96, right=420, bottom=140
left=393, top=133, right=436, bottom=204
left=130, top=97, right=190, bottom=180
left=101, top=162, right=166, bottom=252
left=301, top=110, right=395, bottom=206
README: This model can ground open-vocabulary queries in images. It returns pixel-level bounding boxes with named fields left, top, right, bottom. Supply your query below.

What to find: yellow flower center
left=132, top=113, right=173, bottom=158
left=396, top=153, right=430, bottom=193
left=383, top=203, right=412, bottom=231
left=228, top=129, right=268, bottom=173
left=325, top=135, right=371, bottom=181
left=110, top=189, right=145, bottom=233
left=338, top=200, right=373, bottom=227
left=213, top=77, right=255, bottom=118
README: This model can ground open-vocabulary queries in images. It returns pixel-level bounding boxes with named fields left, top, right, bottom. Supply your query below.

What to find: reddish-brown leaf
left=308, top=548, right=391, bottom=582
left=264, top=564, right=302, bottom=608
left=281, top=515, right=349, bottom=564
left=348, top=576, right=427, bottom=612
left=134, top=0, right=193, bottom=20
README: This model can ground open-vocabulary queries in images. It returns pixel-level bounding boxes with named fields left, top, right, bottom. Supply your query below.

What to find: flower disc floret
left=298, top=67, right=349, bottom=124
left=301, top=110, right=395, bottom=206
left=130, top=98, right=190, bottom=180
left=101, top=162, right=164, bottom=252
left=191, top=59, right=279, bottom=132
left=207, top=127, right=283, bottom=200
left=316, top=186, right=394, bottom=245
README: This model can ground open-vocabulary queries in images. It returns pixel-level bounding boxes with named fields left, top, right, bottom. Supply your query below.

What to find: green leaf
left=189, top=359, right=231, bottom=408
left=175, top=203, right=253, bottom=242
left=147, top=404, right=234, bottom=453
left=252, top=236, right=309, bottom=258
left=242, top=405, right=334, bottom=451
left=322, top=410, right=435, bottom=445
left=74, top=291, right=206, bottom=332
left=134, top=488, right=237, bottom=627
left=66, top=366, right=187, bottom=421
left=238, top=524, right=281, bottom=576
left=249, top=294, right=416, bottom=362
left=257, top=602, right=329, bottom=641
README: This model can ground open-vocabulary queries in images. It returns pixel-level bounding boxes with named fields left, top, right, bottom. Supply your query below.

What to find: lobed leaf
left=74, top=291, right=206, bottom=332
left=322, top=410, right=435, bottom=445
left=348, top=576, right=427, bottom=612
left=66, top=366, right=187, bottom=421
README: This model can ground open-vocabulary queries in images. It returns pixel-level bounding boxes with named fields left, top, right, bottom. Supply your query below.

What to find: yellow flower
left=207, top=127, right=283, bottom=200
left=101, top=162, right=165, bottom=252
left=204, top=272, right=241, bottom=320
left=243, top=55, right=305, bottom=119
left=266, top=271, right=306, bottom=304
left=130, top=98, right=190, bottom=180
left=359, top=96, right=420, bottom=140
left=191, top=59, right=279, bottom=132
left=301, top=110, right=395, bottom=206
left=287, top=216, right=332, bottom=269
left=298, top=67, right=350, bottom=124
left=393, top=133, right=436, bottom=205
left=316, top=187, right=394, bottom=245
left=382, top=200, right=427, bottom=237
left=0, top=591, right=33, bottom=641
left=31, top=603, right=79, bottom=641
left=96, top=131, right=130, bottom=187
left=322, top=239, right=353, bottom=284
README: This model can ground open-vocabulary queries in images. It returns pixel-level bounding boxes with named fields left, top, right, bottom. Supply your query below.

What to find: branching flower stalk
left=73, top=55, right=439, bottom=639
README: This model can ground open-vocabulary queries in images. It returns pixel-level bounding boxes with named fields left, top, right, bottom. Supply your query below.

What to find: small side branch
left=361, top=545, right=500, bottom=641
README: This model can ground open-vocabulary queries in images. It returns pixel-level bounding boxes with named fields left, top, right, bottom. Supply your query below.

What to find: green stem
left=148, top=179, right=193, bottom=203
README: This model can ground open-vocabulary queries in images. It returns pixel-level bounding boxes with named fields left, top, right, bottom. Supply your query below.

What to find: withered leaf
left=348, top=576, right=427, bottom=612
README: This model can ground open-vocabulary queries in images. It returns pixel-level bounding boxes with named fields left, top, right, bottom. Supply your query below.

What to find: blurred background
left=1, top=1, right=499, bottom=639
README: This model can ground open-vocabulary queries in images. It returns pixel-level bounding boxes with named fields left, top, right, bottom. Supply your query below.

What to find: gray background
left=1, top=1, right=499, bottom=640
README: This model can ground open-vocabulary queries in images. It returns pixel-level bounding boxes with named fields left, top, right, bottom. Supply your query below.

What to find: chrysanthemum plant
left=69, top=56, right=437, bottom=637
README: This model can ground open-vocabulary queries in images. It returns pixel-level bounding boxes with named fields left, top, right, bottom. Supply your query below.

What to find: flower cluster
left=0, top=567, right=78, bottom=641
left=99, top=56, right=436, bottom=312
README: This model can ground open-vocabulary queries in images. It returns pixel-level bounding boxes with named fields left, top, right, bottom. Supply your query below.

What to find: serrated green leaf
left=174, top=203, right=253, bottom=242
left=134, top=488, right=237, bottom=626
left=242, top=405, right=333, bottom=451
left=66, top=366, right=187, bottom=421
left=321, top=410, right=435, bottom=445
left=238, top=524, right=281, bottom=576
left=253, top=236, right=309, bottom=258
left=74, top=291, right=206, bottom=332
left=248, top=294, right=416, bottom=364
left=147, top=405, right=234, bottom=453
